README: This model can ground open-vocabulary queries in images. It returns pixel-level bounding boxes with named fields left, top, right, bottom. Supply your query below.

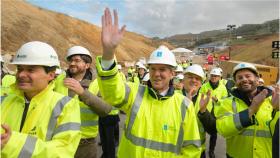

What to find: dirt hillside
left=231, top=34, right=279, bottom=67
left=1, top=1, right=165, bottom=68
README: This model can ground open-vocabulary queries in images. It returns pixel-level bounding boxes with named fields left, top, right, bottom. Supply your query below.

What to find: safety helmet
left=117, top=64, right=122, bottom=70
left=175, top=65, right=183, bottom=72
left=138, top=62, right=147, bottom=70
left=184, top=64, right=205, bottom=81
left=232, top=62, right=258, bottom=79
left=135, top=61, right=141, bottom=67
left=11, top=41, right=60, bottom=67
left=142, top=73, right=150, bottom=82
left=210, top=68, right=222, bottom=76
left=147, top=45, right=177, bottom=67
left=139, top=58, right=146, bottom=65
left=258, top=78, right=264, bottom=84
left=175, top=74, right=184, bottom=80
left=66, top=46, right=92, bottom=60
left=217, top=67, right=223, bottom=74
left=55, top=68, right=63, bottom=75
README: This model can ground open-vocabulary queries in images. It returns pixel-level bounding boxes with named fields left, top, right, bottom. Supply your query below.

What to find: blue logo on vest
left=156, top=51, right=163, bottom=57
left=163, top=124, right=168, bottom=131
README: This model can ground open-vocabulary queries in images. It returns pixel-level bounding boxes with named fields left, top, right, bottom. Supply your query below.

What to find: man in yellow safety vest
left=1, top=41, right=81, bottom=157
left=95, top=8, right=202, bottom=158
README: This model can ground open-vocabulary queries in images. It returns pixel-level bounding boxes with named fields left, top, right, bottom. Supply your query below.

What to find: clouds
left=27, top=0, right=279, bottom=38
left=122, top=0, right=279, bottom=37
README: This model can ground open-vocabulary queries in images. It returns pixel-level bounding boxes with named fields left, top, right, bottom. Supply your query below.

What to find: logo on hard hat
left=156, top=51, right=163, bottom=57
left=50, top=55, right=57, bottom=59
left=240, top=64, right=246, bottom=68
left=17, top=54, right=27, bottom=58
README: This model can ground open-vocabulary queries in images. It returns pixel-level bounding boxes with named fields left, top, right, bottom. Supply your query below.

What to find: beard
left=69, top=66, right=85, bottom=75
left=238, top=80, right=258, bottom=93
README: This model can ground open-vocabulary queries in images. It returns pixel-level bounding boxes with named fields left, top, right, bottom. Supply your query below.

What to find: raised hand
left=199, top=90, right=211, bottom=113
left=249, top=89, right=268, bottom=118
left=271, top=84, right=279, bottom=110
left=64, top=78, right=84, bottom=95
left=101, top=8, right=126, bottom=60
left=1, top=124, right=11, bottom=149
left=187, top=87, right=196, bottom=99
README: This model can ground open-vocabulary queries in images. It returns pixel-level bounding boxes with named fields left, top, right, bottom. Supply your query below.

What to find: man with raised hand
left=95, top=8, right=201, bottom=158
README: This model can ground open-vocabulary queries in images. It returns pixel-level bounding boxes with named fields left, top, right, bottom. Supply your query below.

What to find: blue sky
left=27, top=0, right=279, bottom=38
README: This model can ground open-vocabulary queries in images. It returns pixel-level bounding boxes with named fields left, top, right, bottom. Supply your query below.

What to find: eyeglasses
left=67, top=59, right=84, bottom=64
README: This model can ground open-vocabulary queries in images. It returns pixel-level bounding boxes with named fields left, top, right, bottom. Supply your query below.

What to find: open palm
left=272, top=85, right=279, bottom=110
left=101, top=8, right=126, bottom=59
left=200, top=90, right=211, bottom=113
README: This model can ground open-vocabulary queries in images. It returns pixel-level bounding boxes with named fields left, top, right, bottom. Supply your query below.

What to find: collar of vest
left=147, top=80, right=175, bottom=100
left=209, top=80, right=219, bottom=90
left=138, top=71, right=148, bottom=80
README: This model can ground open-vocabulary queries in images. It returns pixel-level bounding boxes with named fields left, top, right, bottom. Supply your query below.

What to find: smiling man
left=216, top=62, right=279, bottom=158
left=54, top=45, right=112, bottom=158
left=95, top=8, right=202, bottom=158
left=1, top=41, right=81, bottom=157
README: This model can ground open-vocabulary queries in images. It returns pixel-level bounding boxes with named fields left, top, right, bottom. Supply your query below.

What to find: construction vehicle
left=220, top=60, right=279, bottom=86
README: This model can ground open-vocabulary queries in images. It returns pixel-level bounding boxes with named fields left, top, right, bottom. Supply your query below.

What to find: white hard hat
left=117, top=64, right=122, bottom=70
left=55, top=68, right=63, bottom=75
left=175, top=74, right=184, bottom=80
left=258, top=78, right=264, bottom=84
left=138, top=62, right=147, bottom=70
left=66, top=46, right=92, bottom=60
left=139, top=58, right=146, bottom=65
left=135, top=61, right=142, bottom=67
left=217, top=67, right=223, bottom=74
left=184, top=64, right=205, bottom=80
left=232, top=62, right=258, bottom=78
left=210, top=68, right=222, bottom=76
left=11, top=41, right=60, bottom=67
left=147, top=45, right=177, bottom=67
left=142, top=73, right=150, bottom=82
left=175, top=65, right=183, bottom=72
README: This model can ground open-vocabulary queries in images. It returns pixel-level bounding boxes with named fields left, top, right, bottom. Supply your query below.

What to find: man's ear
left=85, top=63, right=91, bottom=69
left=48, top=71, right=56, bottom=81
left=171, top=70, right=176, bottom=77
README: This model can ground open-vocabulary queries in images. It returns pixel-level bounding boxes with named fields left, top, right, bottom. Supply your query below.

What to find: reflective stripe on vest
left=232, top=97, right=237, bottom=113
left=81, top=120, right=98, bottom=127
left=182, top=140, right=201, bottom=148
left=19, top=135, right=37, bottom=158
left=80, top=106, right=98, bottom=128
left=232, top=98, right=243, bottom=130
left=240, top=129, right=271, bottom=138
left=256, top=130, right=271, bottom=138
left=182, top=97, right=201, bottom=148
left=80, top=107, right=96, bottom=114
left=115, top=83, right=131, bottom=108
left=46, top=96, right=72, bottom=141
left=125, top=85, right=191, bottom=154
left=53, top=122, right=80, bottom=136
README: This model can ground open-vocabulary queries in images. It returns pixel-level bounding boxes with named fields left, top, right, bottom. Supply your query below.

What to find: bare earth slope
left=1, top=1, right=158, bottom=68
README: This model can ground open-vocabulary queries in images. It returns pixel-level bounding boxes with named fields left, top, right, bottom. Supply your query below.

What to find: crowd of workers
left=1, top=8, right=279, bottom=158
